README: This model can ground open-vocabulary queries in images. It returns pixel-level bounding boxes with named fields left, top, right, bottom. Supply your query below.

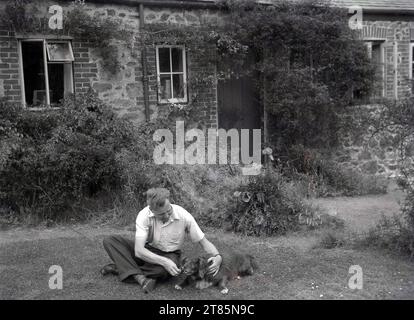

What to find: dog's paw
left=196, top=279, right=213, bottom=290
left=220, top=288, right=229, bottom=295
left=236, top=276, right=241, bottom=280
left=195, top=281, right=203, bottom=290
left=174, top=285, right=183, bottom=290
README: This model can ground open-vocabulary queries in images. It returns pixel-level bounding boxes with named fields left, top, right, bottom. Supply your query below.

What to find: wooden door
left=217, top=76, right=262, bottom=157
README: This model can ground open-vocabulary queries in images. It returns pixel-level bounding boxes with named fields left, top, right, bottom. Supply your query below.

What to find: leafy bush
left=283, top=145, right=388, bottom=197
left=222, top=169, right=322, bottom=236
left=214, top=0, right=375, bottom=150
left=115, top=133, right=245, bottom=227
left=0, top=92, right=135, bottom=220
left=355, top=214, right=414, bottom=258
left=357, top=186, right=414, bottom=258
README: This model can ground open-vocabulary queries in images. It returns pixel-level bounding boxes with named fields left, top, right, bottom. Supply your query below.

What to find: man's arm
left=198, top=237, right=222, bottom=275
left=135, top=237, right=181, bottom=276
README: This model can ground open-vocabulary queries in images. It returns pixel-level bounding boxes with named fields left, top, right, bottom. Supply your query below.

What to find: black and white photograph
left=0, top=0, right=414, bottom=305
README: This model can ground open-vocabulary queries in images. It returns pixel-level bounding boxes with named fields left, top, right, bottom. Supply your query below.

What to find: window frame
left=364, top=40, right=386, bottom=98
left=18, top=39, right=74, bottom=109
left=46, top=41, right=75, bottom=62
left=155, top=45, right=188, bottom=104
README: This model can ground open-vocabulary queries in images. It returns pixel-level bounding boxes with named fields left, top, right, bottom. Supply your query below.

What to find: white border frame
left=155, top=45, right=187, bottom=104
left=18, top=39, right=74, bottom=109
left=409, top=43, right=414, bottom=80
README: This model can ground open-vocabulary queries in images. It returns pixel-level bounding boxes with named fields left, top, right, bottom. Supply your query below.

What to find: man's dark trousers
left=103, top=235, right=181, bottom=282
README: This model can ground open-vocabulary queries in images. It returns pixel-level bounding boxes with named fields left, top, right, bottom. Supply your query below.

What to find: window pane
left=158, top=48, right=171, bottom=72
left=47, top=42, right=74, bottom=61
left=21, top=41, right=46, bottom=107
left=372, top=42, right=384, bottom=97
left=171, top=47, right=183, bottom=72
left=160, top=74, right=172, bottom=100
left=172, top=74, right=184, bottom=99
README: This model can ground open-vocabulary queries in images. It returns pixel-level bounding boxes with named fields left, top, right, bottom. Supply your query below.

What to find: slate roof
left=327, top=0, right=414, bottom=12
left=58, top=0, right=414, bottom=13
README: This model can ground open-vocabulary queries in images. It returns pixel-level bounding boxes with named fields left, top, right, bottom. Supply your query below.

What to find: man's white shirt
left=135, top=204, right=205, bottom=252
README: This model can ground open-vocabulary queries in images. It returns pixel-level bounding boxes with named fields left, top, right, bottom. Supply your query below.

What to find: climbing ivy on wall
left=0, top=0, right=132, bottom=74
left=139, top=0, right=376, bottom=153
left=0, top=0, right=377, bottom=148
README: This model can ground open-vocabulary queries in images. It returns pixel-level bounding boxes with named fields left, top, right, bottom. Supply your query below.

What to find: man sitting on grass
left=101, top=187, right=222, bottom=293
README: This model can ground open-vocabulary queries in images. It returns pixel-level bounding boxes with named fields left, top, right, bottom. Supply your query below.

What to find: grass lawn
left=1, top=222, right=414, bottom=300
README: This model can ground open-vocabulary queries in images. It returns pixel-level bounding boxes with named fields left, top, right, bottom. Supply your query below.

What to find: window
left=156, top=45, right=187, bottom=103
left=364, top=41, right=385, bottom=98
left=19, top=40, right=74, bottom=107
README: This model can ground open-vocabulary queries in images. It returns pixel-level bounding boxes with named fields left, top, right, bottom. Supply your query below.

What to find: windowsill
left=157, top=100, right=188, bottom=105
left=24, top=106, right=62, bottom=111
left=16, top=34, right=73, bottom=40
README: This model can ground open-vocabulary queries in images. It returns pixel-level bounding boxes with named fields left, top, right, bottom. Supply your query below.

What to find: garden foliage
left=0, top=93, right=134, bottom=219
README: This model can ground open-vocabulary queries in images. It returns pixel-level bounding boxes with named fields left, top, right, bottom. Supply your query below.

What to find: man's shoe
left=141, top=278, right=157, bottom=293
left=100, top=263, right=118, bottom=276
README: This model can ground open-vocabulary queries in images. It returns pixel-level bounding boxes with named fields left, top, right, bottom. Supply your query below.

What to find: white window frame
left=18, top=39, right=74, bottom=109
left=46, top=41, right=75, bottom=62
left=155, top=45, right=187, bottom=104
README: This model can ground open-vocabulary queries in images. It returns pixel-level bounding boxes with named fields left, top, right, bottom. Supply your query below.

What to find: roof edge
left=58, top=0, right=414, bottom=15
left=73, top=0, right=219, bottom=8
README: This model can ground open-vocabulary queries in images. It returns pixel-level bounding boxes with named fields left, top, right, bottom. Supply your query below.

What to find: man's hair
left=146, top=188, right=170, bottom=211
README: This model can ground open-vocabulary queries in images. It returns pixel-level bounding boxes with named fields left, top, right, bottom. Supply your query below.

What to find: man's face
left=151, top=199, right=173, bottom=223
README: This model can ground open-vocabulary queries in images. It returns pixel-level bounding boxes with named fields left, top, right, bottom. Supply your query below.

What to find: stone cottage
left=335, top=0, right=414, bottom=100
left=331, top=0, right=414, bottom=176
left=0, top=0, right=225, bottom=129
left=0, top=0, right=413, bottom=175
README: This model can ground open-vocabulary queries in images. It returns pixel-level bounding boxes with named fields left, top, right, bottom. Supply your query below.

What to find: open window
left=19, top=40, right=74, bottom=108
left=156, top=45, right=187, bottom=104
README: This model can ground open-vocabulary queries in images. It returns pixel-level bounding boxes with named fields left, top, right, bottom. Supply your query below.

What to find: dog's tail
left=248, top=254, right=259, bottom=271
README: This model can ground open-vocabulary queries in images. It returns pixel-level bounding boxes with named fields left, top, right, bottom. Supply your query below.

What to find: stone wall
left=335, top=105, right=413, bottom=177
left=334, top=18, right=414, bottom=177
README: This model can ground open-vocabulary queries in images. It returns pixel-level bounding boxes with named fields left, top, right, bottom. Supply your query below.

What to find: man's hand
left=207, top=255, right=222, bottom=276
left=162, top=258, right=181, bottom=276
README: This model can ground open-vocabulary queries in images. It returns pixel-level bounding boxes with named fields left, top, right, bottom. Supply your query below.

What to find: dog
left=174, top=251, right=258, bottom=294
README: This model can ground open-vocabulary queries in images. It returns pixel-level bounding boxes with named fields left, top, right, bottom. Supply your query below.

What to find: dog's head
left=179, top=256, right=199, bottom=276
left=179, top=255, right=216, bottom=279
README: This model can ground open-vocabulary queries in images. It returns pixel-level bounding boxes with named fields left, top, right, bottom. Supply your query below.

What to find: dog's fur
left=175, top=252, right=258, bottom=294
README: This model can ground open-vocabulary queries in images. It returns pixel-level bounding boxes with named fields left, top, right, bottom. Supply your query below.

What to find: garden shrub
left=214, top=0, right=375, bottom=151
left=223, top=169, right=322, bottom=236
left=355, top=214, right=414, bottom=258
left=356, top=175, right=414, bottom=258
left=283, top=145, right=388, bottom=197
left=115, top=134, right=245, bottom=227
left=0, top=92, right=135, bottom=220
